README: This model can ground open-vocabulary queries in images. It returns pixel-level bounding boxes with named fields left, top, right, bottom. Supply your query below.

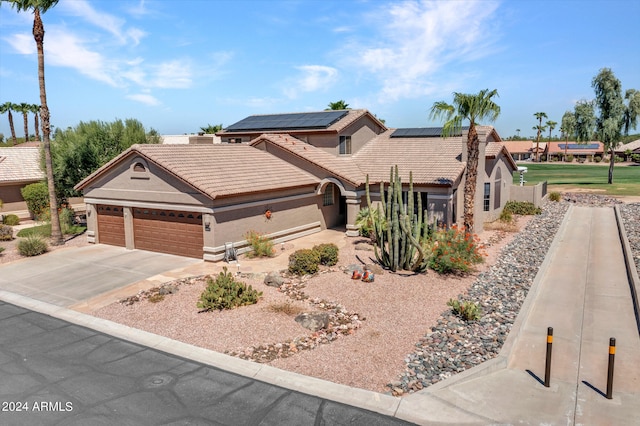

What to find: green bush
left=428, top=225, right=485, bottom=275
left=20, top=182, right=49, bottom=220
left=59, top=207, right=75, bottom=234
left=18, top=235, right=48, bottom=257
left=631, top=154, right=640, bottom=163
left=614, top=156, right=624, bottom=163
left=355, top=207, right=385, bottom=240
left=3, top=214, right=20, bottom=226
left=594, top=155, right=602, bottom=163
left=288, top=249, right=320, bottom=275
left=313, top=243, right=339, bottom=266
left=244, top=230, right=274, bottom=258
left=498, top=209, right=513, bottom=223
left=0, top=246, right=4, bottom=254
left=565, top=154, right=574, bottom=162
left=503, top=201, right=542, bottom=216
left=197, top=267, right=262, bottom=311
left=447, top=299, right=482, bottom=321
left=548, top=191, right=562, bottom=202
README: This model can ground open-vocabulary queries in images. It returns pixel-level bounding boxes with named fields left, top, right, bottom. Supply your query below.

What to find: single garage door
left=133, top=208, right=204, bottom=258
left=96, top=205, right=125, bottom=247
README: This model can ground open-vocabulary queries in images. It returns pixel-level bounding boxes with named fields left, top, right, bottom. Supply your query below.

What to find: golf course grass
left=512, top=163, right=640, bottom=196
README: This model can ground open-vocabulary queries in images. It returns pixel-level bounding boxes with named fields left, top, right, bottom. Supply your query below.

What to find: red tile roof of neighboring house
left=502, top=140, right=535, bottom=154
left=0, top=147, right=44, bottom=183
left=75, top=144, right=320, bottom=199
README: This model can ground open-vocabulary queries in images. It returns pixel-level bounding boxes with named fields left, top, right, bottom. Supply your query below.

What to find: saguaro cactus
left=365, top=166, right=428, bottom=272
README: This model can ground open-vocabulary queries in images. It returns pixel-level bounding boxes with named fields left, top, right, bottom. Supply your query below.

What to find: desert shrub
left=3, top=214, right=20, bottom=226
left=355, top=207, right=386, bottom=240
left=197, top=267, right=262, bottom=311
left=631, top=154, right=640, bottom=163
left=244, top=230, right=274, bottom=258
left=614, top=156, right=624, bottom=163
left=447, top=299, right=482, bottom=321
left=288, top=249, right=320, bottom=275
left=21, top=182, right=49, bottom=219
left=0, top=246, right=4, bottom=254
left=0, top=224, right=13, bottom=241
left=565, top=154, right=574, bottom=162
left=594, top=155, right=602, bottom=163
left=428, top=225, right=485, bottom=275
left=499, top=209, right=513, bottom=223
left=59, top=207, right=75, bottom=234
left=313, top=243, right=339, bottom=266
left=267, top=301, right=304, bottom=316
left=18, top=234, right=48, bottom=257
left=503, top=201, right=542, bottom=215
left=548, top=191, right=562, bottom=202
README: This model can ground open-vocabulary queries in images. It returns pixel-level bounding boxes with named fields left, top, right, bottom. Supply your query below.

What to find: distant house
left=161, top=134, right=221, bottom=144
left=503, top=140, right=535, bottom=161
left=76, top=109, right=517, bottom=260
left=614, top=139, right=640, bottom=161
left=0, top=146, right=44, bottom=214
left=546, top=141, right=605, bottom=161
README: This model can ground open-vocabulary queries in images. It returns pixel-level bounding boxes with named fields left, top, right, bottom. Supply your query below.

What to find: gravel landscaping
left=4, top=193, right=638, bottom=396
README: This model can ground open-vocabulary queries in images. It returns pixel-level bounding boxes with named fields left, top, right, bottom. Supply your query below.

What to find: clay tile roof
left=616, top=139, right=640, bottom=152
left=0, top=147, right=44, bottom=183
left=253, top=134, right=366, bottom=185
left=546, top=141, right=604, bottom=154
left=353, top=130, right=466, bottom=185
left=502, top=140, right=534, bottom=154
left=75, top=144, right=320, bottom=199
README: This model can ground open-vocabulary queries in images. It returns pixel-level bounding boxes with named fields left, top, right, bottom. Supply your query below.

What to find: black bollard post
left=606, top=338, right=616, bottom=399
left=544, top=327, right=553, bottom=387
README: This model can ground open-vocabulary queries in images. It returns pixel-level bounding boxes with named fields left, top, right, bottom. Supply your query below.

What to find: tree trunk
left=8, top=110, right=17, bottom=144
left=464, top=124, right=479, bottom=233
left=34, top=112, right=40, bottom=141
left=33, top=8, right=63, bottom=245
left=608, top=148, right=615, bottom=184
left=22, top=111, right=29, bottom=142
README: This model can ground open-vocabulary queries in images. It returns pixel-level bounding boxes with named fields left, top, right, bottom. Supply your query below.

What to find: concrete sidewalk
left=399, top=205, right=640, bottom=424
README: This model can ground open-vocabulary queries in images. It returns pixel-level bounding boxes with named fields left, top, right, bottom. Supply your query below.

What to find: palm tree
left=546, top=120, right=557, bottom=161
left=18, top=102, right=31, bottom=142
left=430, top=89, right=500, bottom=233
left=533, top=112, right=547, bottom=162
left=30, top=103, right=41, bottom=141
left=200, top=123, right=222, bottom=134
left=326, top=100, right=349, bottom=110
left=516, top=128, right=521, bottom=138
left=4, top=0, right=63, bottom=245
left=0, top=101, right=18, bottom=144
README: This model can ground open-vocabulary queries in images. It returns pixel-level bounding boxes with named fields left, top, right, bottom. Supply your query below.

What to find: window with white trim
left=483, top=182, right=491, bottom=212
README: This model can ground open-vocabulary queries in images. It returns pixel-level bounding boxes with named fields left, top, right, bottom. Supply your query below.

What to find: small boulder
left=264, top=272, right=284, bottom=288
left=295, top=312, right=330, bottom=331
left=355, top=242, right=374, bottom=251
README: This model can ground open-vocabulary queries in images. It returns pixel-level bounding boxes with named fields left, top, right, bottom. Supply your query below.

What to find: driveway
left=0, top=245, right=199, bottom=307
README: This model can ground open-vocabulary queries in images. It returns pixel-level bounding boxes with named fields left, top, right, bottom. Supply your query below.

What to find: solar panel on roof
left=225, top=110, right=348, bottom=132
left=559, top=143, right=601, bottom=150
left=390, top=127, right=468, bottom=138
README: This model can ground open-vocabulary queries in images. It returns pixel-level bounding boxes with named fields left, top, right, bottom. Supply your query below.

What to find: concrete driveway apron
left=0, top=245, right=199, bottom=307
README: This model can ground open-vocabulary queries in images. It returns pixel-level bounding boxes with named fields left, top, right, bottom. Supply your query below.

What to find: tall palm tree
left=4, top=0, right=63, bottom=245
left=430, top=89, right=500, bottom=233
left=326, top=100, right=349, bottom=110
left=0, top=101, right=18, bottom=144
left=30, top=103, right=41, bottom=141
left=533, top=112, right=547, bottom=162
left=546, top=120, right=557, bottom=161
left=18, top=102, right=31, bottom=142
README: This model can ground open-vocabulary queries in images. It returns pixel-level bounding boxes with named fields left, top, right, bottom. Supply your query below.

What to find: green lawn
left=17, top=223, right=86, bottom=238
left=512, top=163, right=640, bottom=196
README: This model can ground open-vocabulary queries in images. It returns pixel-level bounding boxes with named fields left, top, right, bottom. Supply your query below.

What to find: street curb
left=0, top=290, right=402, bottom=420
left=613, top=204, right=640, bottom=335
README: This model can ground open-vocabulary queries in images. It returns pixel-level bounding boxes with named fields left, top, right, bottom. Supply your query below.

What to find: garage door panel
left=133, top=208, right=203, bottom=258
left=97, top=205, right=125, bottom=247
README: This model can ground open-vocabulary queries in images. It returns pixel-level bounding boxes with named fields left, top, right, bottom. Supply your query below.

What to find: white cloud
left=127, top=93, right=160, bottom=106
left=341, top=0, right=500, bottom=102
left=151, top=60, right=192, bottom=89
left=5, top=33, right=35, bottom=55
left=58, top=0, right=146, bottom=46
left=284, top=65, right=339, bottom=99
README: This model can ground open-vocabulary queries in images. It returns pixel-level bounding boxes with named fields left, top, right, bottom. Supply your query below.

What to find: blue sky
left=1, top=0, right=639, bottom=139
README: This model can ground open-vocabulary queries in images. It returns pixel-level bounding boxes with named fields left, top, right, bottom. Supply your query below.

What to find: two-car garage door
left=96, top=205, right=204, bottom=258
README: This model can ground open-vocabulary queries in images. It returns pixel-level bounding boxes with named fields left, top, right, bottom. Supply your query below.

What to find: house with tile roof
left=614, top=138, right=640, bottom=161
left=0, top=146, right=45, bottom=213
left=545, top=141, right=605, bottom=161
left=76, top=110, right=517, bottom=261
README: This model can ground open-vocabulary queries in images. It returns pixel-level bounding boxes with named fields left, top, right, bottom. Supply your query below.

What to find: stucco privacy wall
left=483, top=155, right=514, bottom=222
